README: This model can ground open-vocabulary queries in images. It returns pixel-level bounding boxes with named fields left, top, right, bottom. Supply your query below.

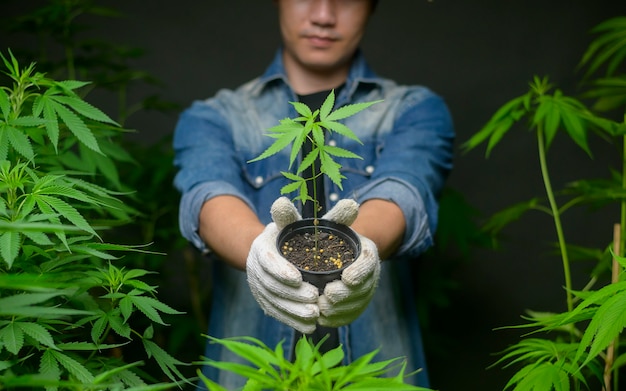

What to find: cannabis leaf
left=248, top=90, right=380, bottom=217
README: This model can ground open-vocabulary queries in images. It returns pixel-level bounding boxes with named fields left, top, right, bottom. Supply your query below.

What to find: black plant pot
left=279, top=218, right=361, bottom=355
left=277, top=218, right=361, bottom=293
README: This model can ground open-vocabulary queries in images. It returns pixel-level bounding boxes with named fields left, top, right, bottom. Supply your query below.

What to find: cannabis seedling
left=248, top=90, right=380, bottom=221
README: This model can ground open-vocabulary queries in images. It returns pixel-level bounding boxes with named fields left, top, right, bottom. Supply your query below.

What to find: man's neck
left=283, top=55, right=350, bottom=95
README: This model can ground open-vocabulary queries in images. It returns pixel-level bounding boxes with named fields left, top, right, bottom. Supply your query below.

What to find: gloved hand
left=317, top=201, right=381, bottom=328
left=246, top=197, right=319, bottom=334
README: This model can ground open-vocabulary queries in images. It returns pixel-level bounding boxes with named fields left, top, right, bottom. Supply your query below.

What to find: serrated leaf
left=576, top=289, right=626, bottom=367
left=49, top=100, right=102, bottom=154
left=0, top=88, right=9, bottom=119
left=57, top=341, right=127, bottom=350
left=40, top=349, right=61, bottom=388
left=247, top=132, right=296, bottom=163
left=290, top=101, right=313, bottom=118
left=0, top=230, right=20, bottom=268
left=49, top=350, right=94, bottom=383
left=142, top=339, right=187, bottom=382
left=16, top=321, right=58, bottom=349
left=92, top=361, right=145, bottom=385
left=319, top=89, right=336, bottom=121
left=322, top=120, right=362, bottom=143
left=297, top=149, right=320, bottom=174
left=9, top=115, right=48, bottom=127
left=22, top=229, right=53, bottom=246
left=319, top=152, right=344, bottom=189
left=108, top=312, right=131, bottom=339
left=325, top=100, right=382, bottom=121
left=50, top=95, right=118, bottom=125
left=0, top=130, right=8, bottom=161
left=462, top=95, right=527, bottom=154
left=34, top=200, right=69, bottom=249
left=482, top=198, right=541, bottom=235
left=119, top=295, right=134, bottom=321
left=91, top=314, right=108, bottom=344
left=6, top=125, right=34, bottom=160
left=322, top=145, right=362, bottom=159
left=40, top=98, right=61, bottom=150
left=35, top=194, right=97, bottom=237
left=0, top=322, right=24, bottom=354
left=129, top=295, right=184, bottom=325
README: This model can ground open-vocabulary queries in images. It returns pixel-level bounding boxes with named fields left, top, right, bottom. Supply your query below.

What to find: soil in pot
left=280, top=228, right=356, bottom=272
left=277, top=219, right=361, bottom=281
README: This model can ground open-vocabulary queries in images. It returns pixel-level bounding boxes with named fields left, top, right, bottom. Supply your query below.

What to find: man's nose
left=309, top=0, right=337, bottom=27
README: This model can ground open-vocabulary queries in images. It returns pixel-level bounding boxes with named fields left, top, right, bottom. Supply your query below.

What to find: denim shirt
left=173, top=49, right=454, bottom=388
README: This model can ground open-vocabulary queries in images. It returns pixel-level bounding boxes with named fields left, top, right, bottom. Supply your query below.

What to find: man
left=173, top=0, right=454, bottom=387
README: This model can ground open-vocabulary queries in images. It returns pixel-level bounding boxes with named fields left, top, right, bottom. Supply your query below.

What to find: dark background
left=3, top=1, right=626, bottom=389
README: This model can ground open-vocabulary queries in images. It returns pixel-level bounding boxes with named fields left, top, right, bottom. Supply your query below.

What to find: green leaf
left=319, top=89, right=336, bottom=121
left=247, top=127, right=298, bottom=163
left=90, top=313, right=108, bottom=344
left=462, top=95, right=527, bottom=155
left=35, top=194, right=98, bottom=237
left=325, top=100, right=382, bottom=121
left=50, top=95, right=118, bottom=125
left=0, top=230, right=20, bottom=268
left=297, top=148, right=320, bottom=174
left=142, top=338, right=188, bottom=382
left=108, top=311, right=132, bottom=339
left=291, top=100, right=313, bottom=118
left=319, top=151, right=344, bottom=189
left=322, top=120, right=363, bottom=143
left=22, top=229, right=53, bottom=246
left=49, top=99, right=102, bottom=154
left=6, top=125, right=34, bottom=160
left=40, top=349, right=62, bottom=387
left=16, top=321, right=58, bottom=349
left=120, top=295, right=134, bottom=321
left=0, top=88, right=9, bottom=119
left=322, top=145, right=362, bottom=160
left=40, top=98, right=61, bottom=151
left=482, top=198, right=542, bottom=236
left=576, top=288, right=626, bottom=367
left=129, top=295, right=184, bottom=325
left=0, top=322, right=24, bottom=354
left=49, top=350, right=95, bottom=383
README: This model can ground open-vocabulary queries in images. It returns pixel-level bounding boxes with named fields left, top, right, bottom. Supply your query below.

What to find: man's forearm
left=350, top=199, right=406, bottom=260
left=198, top=195, right=265, bottom=271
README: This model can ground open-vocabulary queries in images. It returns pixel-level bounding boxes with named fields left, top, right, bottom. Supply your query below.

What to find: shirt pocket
left=240, top=149, right=289, bottom=192
left=335, top=137, right=384, bottom=194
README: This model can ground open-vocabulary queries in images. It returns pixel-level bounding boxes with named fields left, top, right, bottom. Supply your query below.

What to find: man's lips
left=304, top=35, right=338, bottom=48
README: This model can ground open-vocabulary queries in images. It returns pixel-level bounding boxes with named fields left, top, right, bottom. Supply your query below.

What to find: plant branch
left=537, top=126, right=573, bottom=313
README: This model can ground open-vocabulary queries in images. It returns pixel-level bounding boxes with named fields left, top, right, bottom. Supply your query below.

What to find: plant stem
left=310, top=150, right=320, bottom=249
left=537, top=126, right=573, bottom=312
left=616, top=133, right=626, bottom=256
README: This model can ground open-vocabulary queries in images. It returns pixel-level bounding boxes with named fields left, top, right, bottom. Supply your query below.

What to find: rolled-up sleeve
left=355, top=88, right=454, bottom=258
left=172, top=99, right=254, bottom=253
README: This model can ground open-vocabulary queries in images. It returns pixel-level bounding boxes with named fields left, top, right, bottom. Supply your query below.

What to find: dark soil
left=280, top=229, right=356, bottom=272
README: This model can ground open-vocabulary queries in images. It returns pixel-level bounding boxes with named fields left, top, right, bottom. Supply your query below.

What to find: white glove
left=246, top=197, right=319, bottom=334
left=317, top=203, right=381, bottom=328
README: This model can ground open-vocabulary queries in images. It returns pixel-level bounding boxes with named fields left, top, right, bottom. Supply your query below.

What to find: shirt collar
left=253, top=47, right=382, bottom=99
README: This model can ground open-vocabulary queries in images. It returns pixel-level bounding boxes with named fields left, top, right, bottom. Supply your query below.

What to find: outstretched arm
left=351, top=199, right=406, bottom=260
left=198, top=195, right=265, bottom=271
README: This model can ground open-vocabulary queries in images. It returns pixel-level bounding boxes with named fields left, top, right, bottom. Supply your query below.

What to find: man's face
left=277, top=0, right=372, bottom=74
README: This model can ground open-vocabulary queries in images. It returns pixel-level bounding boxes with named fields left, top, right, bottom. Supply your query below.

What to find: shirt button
left=365, top=165, right=375, bottom=174
left=255, top=176, right=264, bottom=185
left=329, top=193, right=339, bottom=202
left=328, top=139, right=337, bottom=147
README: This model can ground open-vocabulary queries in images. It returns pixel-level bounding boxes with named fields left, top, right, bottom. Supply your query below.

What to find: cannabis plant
left=197, top=334, right=431, bottom=391
left=463, top=16, right=626, bottom=390
left=248, top=90, right=380, bottom=220
left=0, top=51, right=190, bottom=388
